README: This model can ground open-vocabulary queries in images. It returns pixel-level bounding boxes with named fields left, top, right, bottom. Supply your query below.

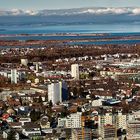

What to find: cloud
left=11, top=9, right=24, bottom=15
left=25, top=10, right=39, bottom=16
left=80, top=8, right=130, bottom=15
left=0, top=7, right=140, bottom=16
left=132, top=8, right=140, bottom=15
left=0, top=9, right=39, bottom=16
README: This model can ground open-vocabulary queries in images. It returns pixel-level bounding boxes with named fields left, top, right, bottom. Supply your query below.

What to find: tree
left=32, top=137, right=43, bottom=140
left=77, top=106, right=82, bottom=112
left=7, top=130, right=16, bottom=140
left=49, top=100, right=53, bottom=107
left=61, top=106, right=69, bottom=117
left=30, top=109, right=41, bottom=122
left=19, top=97, right=23, bottom=106
left=33, top=98, right=38, bottom=103
left=0, top=88, right=3, bottom=92
left=124, top=136, right=127, bottom=140
left=45, top=93, right=48, bottom=101
left=89, top=71, right=96, bottom=78
left=72, top=87, right=78, bottom=97
left=132, top=87, right=139, bottom=96
left=38, top=95, right=43, bottom=103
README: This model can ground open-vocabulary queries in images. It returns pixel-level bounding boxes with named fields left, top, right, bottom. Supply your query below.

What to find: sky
left=0, top=0, right=140, bottom=10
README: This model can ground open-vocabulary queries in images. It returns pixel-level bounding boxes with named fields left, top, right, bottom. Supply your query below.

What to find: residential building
left=22, top=123, right=41, bottom=137
left=35, top=62, right=39, bottom=72
left=21, top=59, right=28, bottom=66
left=100, top=125, right=116, bottom=140
left=9, top=122, right=22, bottom=130
left=58, top=112, right=82, bottom=128
left=40, top=116, right=51, bottom=134
left=3, top=130, right=19, bottom=140
left=98, top=113, right=113, bottom=138
left=71, top=64, right=79, bottom=80
left=91, top=99, right=102, bottom=107
left=116, top=112, right=127, bottom=130
left=99, top=113, right=113, bottom=126
left=127, top=120, right=140, bottom=139
left=11, top=69, right=18, bottom=84
left=72, top=128, right=92, bottom=140
left=48, top=81, right=68, bottom=104
left=19, top=117, right=31, bottom=126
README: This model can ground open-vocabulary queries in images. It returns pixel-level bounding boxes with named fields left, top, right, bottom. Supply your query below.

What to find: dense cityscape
left=0, top=36, right=140, bottom=140
left=0, top=0, right=140, bottom=140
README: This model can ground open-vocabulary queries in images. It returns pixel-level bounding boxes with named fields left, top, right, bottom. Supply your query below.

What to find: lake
left=0, top=16, right=140, bottom=46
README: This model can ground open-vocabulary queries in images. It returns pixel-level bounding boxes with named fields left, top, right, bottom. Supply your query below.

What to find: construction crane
left=81, top=115, right=93, bottom=140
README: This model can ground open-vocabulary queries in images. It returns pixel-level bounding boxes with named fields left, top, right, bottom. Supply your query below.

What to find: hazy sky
left=0, top=0, right=140, bottom=10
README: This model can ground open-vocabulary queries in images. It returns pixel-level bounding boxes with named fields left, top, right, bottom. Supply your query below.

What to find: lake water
left=69, top=39, right=140, bottom=45
left=0, top=23, right=140, bottom=35
left=0, top=17, right=140, bottom=46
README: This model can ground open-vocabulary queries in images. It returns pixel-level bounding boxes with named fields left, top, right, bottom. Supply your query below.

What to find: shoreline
left=0, top=33, right=109, bottom=38
left=0, top=37, right=139, bottom=47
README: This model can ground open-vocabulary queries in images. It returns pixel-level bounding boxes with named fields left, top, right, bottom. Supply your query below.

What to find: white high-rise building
left=48, top=82, right=60, bottom=104
left=35, top=63, right=39, bottom=72
left=11, top=69, right=18, bottom=84
left=71, top=64, right=79, bottom=80
left=48, top=81, right=68, bottom=104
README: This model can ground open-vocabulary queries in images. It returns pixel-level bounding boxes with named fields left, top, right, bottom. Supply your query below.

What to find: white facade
left=116, top=112, right=127, bottom=129
left=11, top=69, right=18, bottom=84
left=48, top=81, right=68, bottom=104
left=58, top=118, right=66, bottom=127
left=41, top=128, right=52, bottom=134
left=58, top=113, right=82, bottom=128
left=99, top=112, right=126, bottom=128
left=48, top=82, right=61, bottom=104
left=34, top=78, right=39, bottom=84
left=21, top=59, right=28, bottom=66
left=71, top=64, right=79, bottom=80
left=19, top=118, right=31, bottom=126
left=0, top=71, right=10, bottom=78
left=66, top=113, right=82, bottom=128
left=22, top=128, right=41, bottom=137
left=92, top=99, right=102, bottom=107
left=35, top=63, right=39, bottom=72
left=0, top=70, right=25, bottom=83
left=99, top=113, right=113, bottom=126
